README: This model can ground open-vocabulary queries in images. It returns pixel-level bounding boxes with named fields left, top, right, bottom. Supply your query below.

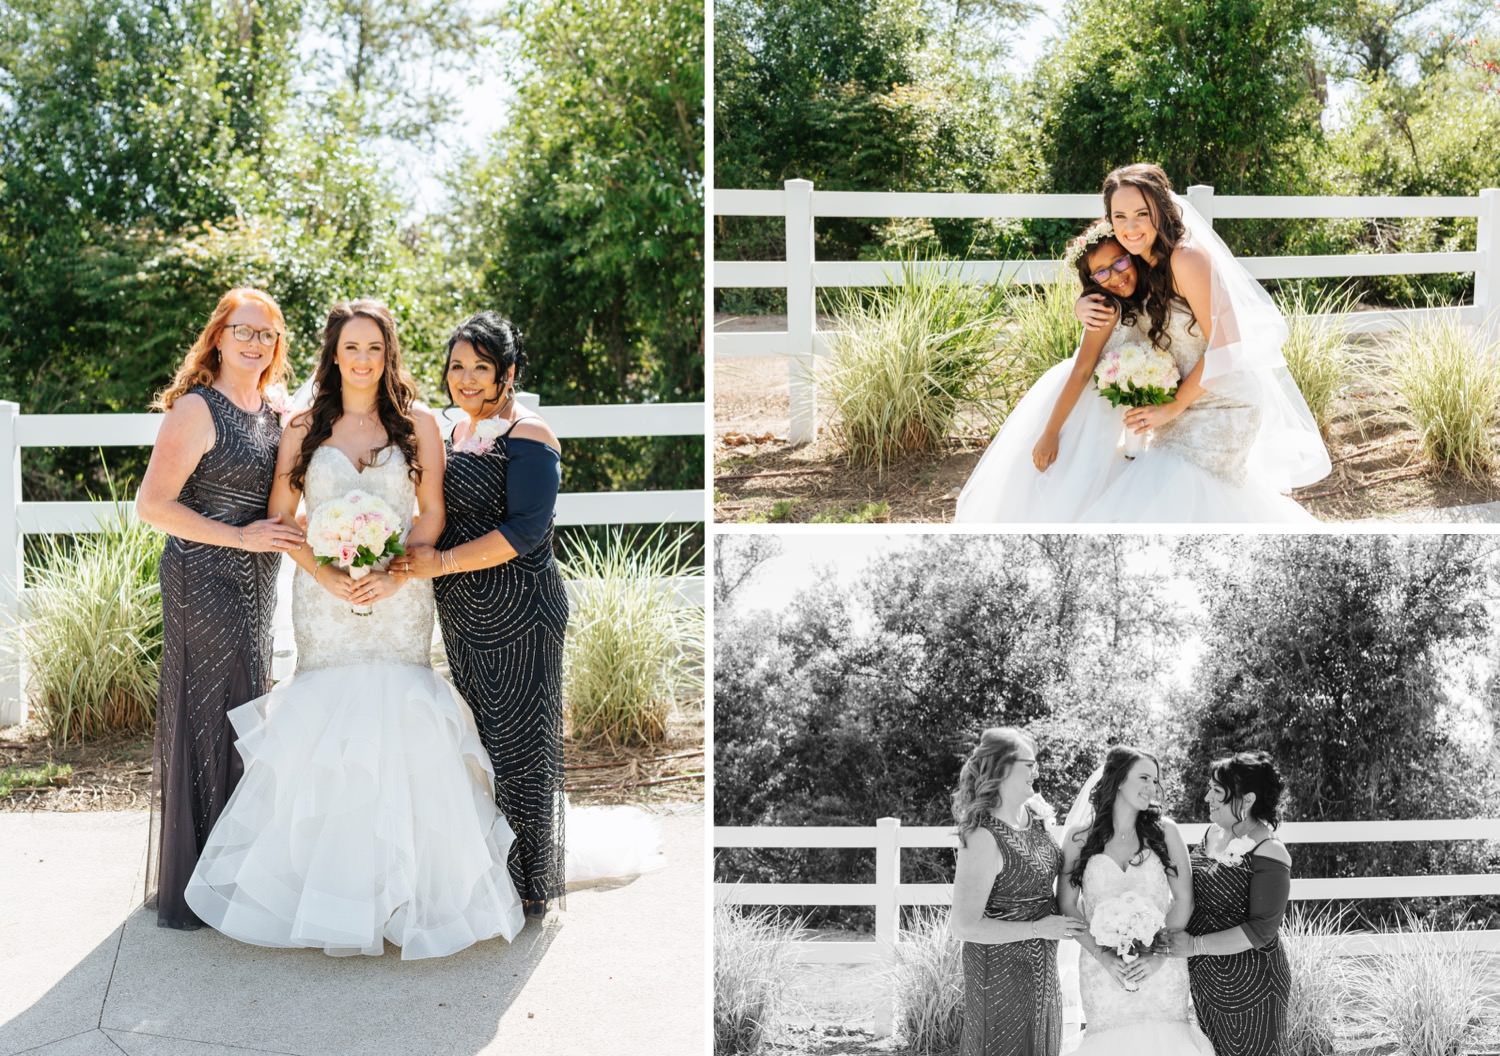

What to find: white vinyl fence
left=713, top=181, right=1500, bottom=443
left=714, top=816, right=1500, bottom=1035
left=0, top=397, right=706, bottom=725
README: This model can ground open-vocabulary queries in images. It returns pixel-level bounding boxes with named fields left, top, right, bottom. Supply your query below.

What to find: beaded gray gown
left=959, top=811, right=1064, bottom=1056
left=147, top=383, right=281, bottom=929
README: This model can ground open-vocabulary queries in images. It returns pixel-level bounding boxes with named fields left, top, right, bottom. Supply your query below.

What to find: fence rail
left=713, top=817, right=1500, bottom=1035
left=712, top=181, right=1500, bottom=443
left=0, top=397, right=706, bottom=725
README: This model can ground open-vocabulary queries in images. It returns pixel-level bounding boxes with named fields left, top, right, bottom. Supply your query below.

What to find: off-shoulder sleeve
left=1241, top=854, right=1291, bottom=949
left=498, top=438, right=561, bottom=556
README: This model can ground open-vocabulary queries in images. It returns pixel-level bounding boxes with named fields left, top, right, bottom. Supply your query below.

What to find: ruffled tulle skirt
left=1080, top=447, right=1317, bottom=523
left=1066, top=1018, right=1216, bottom=1055
left=955, top=357, right=1127, bottom=523
left=184, top=663, right=526, bottom=960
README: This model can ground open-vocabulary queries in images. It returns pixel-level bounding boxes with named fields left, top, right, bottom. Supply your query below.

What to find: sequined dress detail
left=959, top=811, right=1063, bottom=1056
left=1186, top=836, right=1292, bottom=1055
left=148, top=383, right=280, bottom=929
left=434, top=429, right=570, bottom=907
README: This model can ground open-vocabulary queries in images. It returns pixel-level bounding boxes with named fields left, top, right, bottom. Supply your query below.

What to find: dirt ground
left=0, top=696, right=704, bottom=812
left=712, top=318, right=1500, bottom=524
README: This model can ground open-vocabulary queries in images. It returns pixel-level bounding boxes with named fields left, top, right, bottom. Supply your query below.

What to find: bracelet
left=1191, top=936, right=1203, bottom=957
left=441, top=549, right=459, bottom=575
left=1031, top=920, right=1039, bottom=940
left=238, top=525, right=245, bottom=548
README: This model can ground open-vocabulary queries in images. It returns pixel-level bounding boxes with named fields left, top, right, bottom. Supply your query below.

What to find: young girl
left=954, top=222, right=1147, bottom=522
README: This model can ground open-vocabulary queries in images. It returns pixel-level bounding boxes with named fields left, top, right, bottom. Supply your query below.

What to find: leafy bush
left=824, top=263, right=1013, bottom=470
left=713, top=901, right=801, bottom=1056
left=1382, top=313, right=1500, bottom=480
left=20, top=504, right=163, bottom=743
left=560, top=528, right=704, bottom=746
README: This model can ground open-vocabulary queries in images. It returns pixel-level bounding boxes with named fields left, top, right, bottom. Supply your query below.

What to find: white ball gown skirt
left=184, top=662, right=527, bottom=960
left=955, top=355, right=1127, bottom=523
left=1078, top=397, right=1318, bottom=524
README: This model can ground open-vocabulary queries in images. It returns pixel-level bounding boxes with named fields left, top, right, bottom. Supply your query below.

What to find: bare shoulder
left=1061, top=822, right=1089, bottom=856
left=1252, top=837, right=1292, bottom=867
left=511, top=415, right=560, bottom=454
left=960, top=823, right=1001, bottom=859
left=280, top=411, right=313, bottom=450
left=157, top=391, right=214, bottom=448
left=1170, top=240, right=1212, bottom=281
left=411, top=405, right=444, bottom=445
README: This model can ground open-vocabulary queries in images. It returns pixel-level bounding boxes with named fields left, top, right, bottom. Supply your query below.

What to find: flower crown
left=1061, top=219, right=1118, bottom=270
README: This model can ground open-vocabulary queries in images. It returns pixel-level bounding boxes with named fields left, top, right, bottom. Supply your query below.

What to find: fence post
left=1186, top=184, right=1216, bottom=227
left=785, top=178, right=817, bottom=445
left=873, top=816, right=901, bottom=1036
left=0, top=401, right=23, bottom=726
left=1476, top=188, right=1500, bottom=341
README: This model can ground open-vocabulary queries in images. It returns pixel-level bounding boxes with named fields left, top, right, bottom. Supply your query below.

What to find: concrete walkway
left=0, top=808, right=704, bottom=1056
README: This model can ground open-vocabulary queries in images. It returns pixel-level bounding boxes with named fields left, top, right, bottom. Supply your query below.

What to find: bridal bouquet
left=1093, top=342, right=1181, bottom=458
left=1090, top=890, right=1166, bottom=992
left=307, top=489, right=405, bottom=615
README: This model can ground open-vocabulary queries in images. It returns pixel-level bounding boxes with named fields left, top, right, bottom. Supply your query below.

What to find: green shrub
left=1275, top=284, right=1357, bottom=436
left=21, top=504, right=163, bottom=743
left=560, top=528, right=703, bottom=746
left=713, top=901, right=801, bottom=1056
left=1004, top=271, right=1084, bottom=395
left=1383, top=313, right=1500, bottom=481
left=824, top=261, right=1012, bottom=472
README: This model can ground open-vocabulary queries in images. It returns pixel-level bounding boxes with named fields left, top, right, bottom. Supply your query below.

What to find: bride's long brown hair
left=1102, top=164, right=1191, bottom=353
left=288, top=300, right=421, bottom=494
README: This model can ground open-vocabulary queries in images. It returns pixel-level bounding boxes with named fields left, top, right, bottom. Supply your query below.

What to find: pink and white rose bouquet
left=307, top=489, right=405, bottom=614
left=1093, top=342, right=1181, bottom=458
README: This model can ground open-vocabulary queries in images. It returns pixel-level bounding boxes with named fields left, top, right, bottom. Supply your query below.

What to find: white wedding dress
left=185, top=445, right=526, bottom=958
left=1080, top=304, right=1317, bottom=522
left=954, top=324, right=1138, bottom=523
left=1067, top=850, right=1213, bottom=1055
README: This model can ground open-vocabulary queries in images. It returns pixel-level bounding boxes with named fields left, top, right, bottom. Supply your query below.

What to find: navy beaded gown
left=147, top=383, right=281, bottom=929
left=1186, top=835, right=1293, bottom=1055
left=434, top=420, right=569, bottom=909
left=959, top=810, right=1064, bottom=1056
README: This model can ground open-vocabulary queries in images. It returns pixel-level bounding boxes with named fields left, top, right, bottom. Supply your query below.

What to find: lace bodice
left=292, top=445, right=436, bottom=672
left=1147, top=305, right=1262, bottom=486
left=1077, top=849, right=1192, bottom=1033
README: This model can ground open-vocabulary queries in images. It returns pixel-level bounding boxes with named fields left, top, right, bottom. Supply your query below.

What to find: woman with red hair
left=137, top=287, right=304, bottom=929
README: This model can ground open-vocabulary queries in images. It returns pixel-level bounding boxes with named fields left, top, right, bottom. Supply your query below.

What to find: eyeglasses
left=226, top=324, right=282, bottom=347
left=1089, top=255, right=1133, bottom=285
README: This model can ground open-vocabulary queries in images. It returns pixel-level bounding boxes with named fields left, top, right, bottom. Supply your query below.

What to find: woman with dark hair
left=1163, top=751, right=1293, bottom=1056
left=138, top=287, right=302, bottom=929
left=955, top=221, right=1146, bottom=522
left=1070, top=163, right=1330, bottom=522
left=1058, top=746, right=1210, bottom=1054
left=949, top=727, right=1086, bottom=1056
left=391, top=311, right=570, bottom=916
left=183, top=300, right=527, bottom=958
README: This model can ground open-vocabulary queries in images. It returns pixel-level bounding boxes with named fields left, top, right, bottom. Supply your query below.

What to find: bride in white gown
left=190, top=301, right=637, bottom=960
left=1059, top=747, right=1213, bottom=1055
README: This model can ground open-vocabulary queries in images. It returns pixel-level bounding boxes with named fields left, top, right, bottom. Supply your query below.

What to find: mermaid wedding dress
left=184, top=444, right=526, bottom=958
left=1068, top=850, right=1213, bottom=1055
